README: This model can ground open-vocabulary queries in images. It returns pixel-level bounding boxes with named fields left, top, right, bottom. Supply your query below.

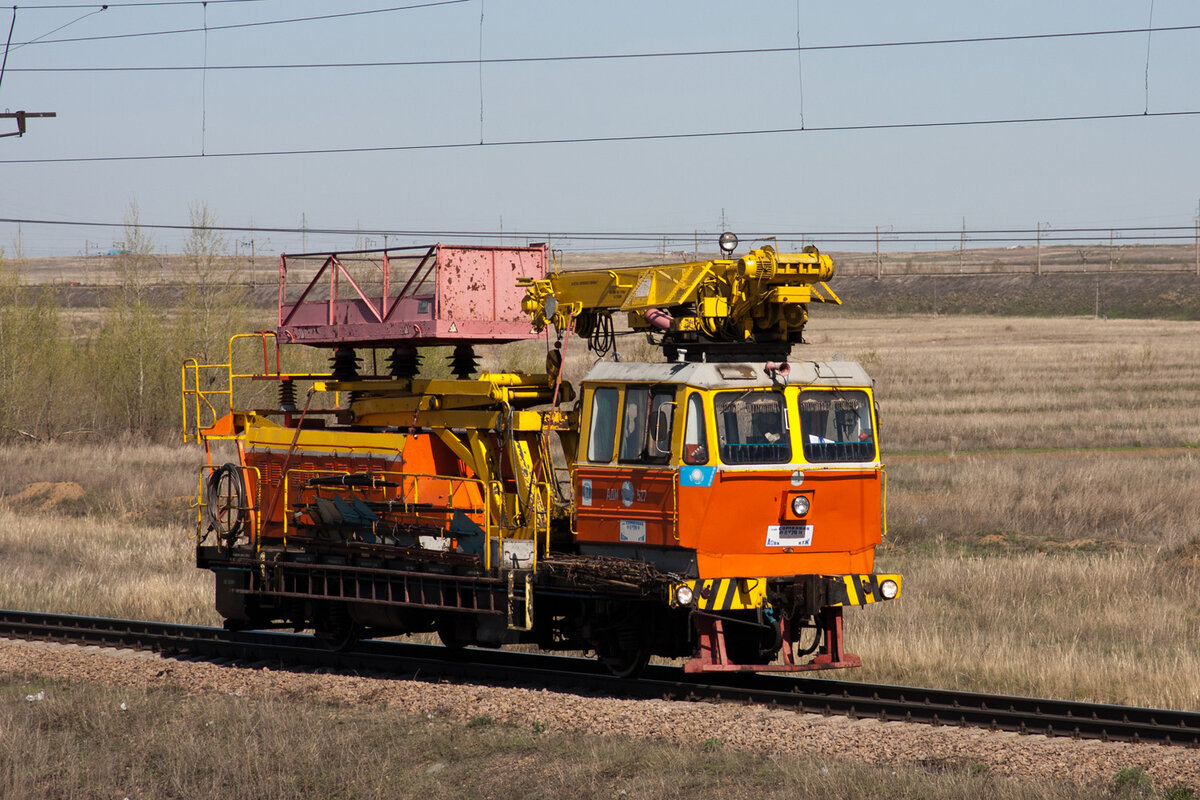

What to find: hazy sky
left=1, top=0, right=1197, bottom=257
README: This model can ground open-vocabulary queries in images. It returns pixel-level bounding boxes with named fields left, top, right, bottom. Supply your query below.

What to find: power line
left=10, top=0, right=472, bottom=47
left=3, top=109, right=1199, bottom=165
left=9, top=5, right=109, bottom=52
left=9, top=23, right=1200, bottom=69
left=19, top=1, right=273, bottom=8
left=1, top=215, right=1196, bottom=244
left=0, top=8, right=16, bottom=96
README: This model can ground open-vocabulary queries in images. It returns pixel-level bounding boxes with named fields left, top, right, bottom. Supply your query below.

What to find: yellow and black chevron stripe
left=829, top=573, right=902, bottom=607
left=674, top=578, right=767, bottom=611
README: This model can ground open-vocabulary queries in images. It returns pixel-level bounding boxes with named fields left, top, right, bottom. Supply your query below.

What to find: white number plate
left=765, top=524, right=813, bottom=547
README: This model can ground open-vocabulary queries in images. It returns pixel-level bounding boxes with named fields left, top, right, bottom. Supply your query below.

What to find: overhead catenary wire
left=8, top=0, right=471, bottom=47
left=477, top=0, right=484, bottom=144
left=20, top=0, right=272, bottom=8
left=1144, top=0, right=1156, bottom=113
left=794, top=0, right=805, bottom=129
left=9, top=22, right=1200, bottom=70
left=200, top=0, right=207, bottom=155
left=0, top=7, right=16, bottom=97
left=1, top=214, right=1198, bottom=245
left=3, top=108, right=1199, bottom=165
left=7, top=4, right=107, bottom=53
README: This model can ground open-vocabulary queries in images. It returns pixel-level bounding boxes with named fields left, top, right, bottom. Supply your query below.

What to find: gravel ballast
left=2, top=637, right=1196, bottom=789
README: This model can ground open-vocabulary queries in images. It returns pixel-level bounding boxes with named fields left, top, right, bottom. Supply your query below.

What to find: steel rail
left=2, top=609, right=1197, bottom=747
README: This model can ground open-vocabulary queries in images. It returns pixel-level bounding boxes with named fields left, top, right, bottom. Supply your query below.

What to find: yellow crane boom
left=519, top=245, right=840, bottom=358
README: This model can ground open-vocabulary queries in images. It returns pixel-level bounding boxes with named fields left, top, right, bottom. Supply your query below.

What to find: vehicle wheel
left=598, top=639, right=651, bottom=678
left=315, top=623, right=361, bottom=652
left=313, top=604, right=362, bottom=652
left=436, top=620, right=469, bottom=651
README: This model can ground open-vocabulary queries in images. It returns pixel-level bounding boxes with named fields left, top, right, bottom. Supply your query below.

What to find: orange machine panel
left=243, top=430, right=482, bottom=539
left=678, top=467, right=881, bottom=579
left=574, top=467, right=678, bottom=547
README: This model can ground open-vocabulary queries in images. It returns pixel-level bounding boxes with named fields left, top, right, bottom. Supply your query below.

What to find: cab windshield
left=714, top=391, right=790, bottom=465
left=798, top=389, right=875, bottom=462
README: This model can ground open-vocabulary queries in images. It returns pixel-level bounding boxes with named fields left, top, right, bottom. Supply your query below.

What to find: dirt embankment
left=831, top=271, right=1200, bottom=319
left=12, top=250, right=1200, bottom=319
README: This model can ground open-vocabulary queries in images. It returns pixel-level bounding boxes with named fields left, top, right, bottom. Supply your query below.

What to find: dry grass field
left=0, top=442, right=215, bottom=625
left=2, top=312, right=1199, bottom=713
left=3, top=677, right=1118, bottom=800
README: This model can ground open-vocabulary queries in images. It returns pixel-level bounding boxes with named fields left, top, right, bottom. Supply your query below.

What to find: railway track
left=2, top=608, right=1198, bottom=748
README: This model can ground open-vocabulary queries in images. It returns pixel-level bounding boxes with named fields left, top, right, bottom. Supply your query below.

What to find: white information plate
left=619, top=519, right=647, bottom=543
left=765, top=524, right=814, bottom=548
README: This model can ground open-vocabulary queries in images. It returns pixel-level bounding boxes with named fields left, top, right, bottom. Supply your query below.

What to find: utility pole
left=875, top=225, right=882, bottom=279
left=1036, top=222, right=1042, bottom=276
left=959, top=217, right=966, bottom=272
left=1195, top=200, right=1199, bottom=276
left=0, top=111, right=56, bottom=139
left=301, top=213, right=308, bottom=252
left=1109, top=229, right=1114, bottom=271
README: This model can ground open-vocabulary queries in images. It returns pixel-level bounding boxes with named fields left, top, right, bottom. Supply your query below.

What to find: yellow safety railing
left=182, top=332, right=338, bottom=443
left=181, top=358, right=233, bottom=443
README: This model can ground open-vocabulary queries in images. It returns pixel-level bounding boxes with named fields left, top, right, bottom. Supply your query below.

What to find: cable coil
left=204, top=463, right=247, bottom=547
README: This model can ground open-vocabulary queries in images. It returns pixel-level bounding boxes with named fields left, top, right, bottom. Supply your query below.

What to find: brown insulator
left=330, top=347, right=361, bottom=381
left=449, top=343, right=479, bottom=379
left=387, top=346, right=422, bottom=379
left=278, top=378, right=297, bottom=412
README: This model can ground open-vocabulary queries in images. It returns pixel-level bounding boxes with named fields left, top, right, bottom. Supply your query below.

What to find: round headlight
left=880, top=579, right=898, bottom=600
left=791, top=495, right=810, bottom=517
left=718, top=231, right=739, bottom=255
left=675, top=585, right=694, bottom=606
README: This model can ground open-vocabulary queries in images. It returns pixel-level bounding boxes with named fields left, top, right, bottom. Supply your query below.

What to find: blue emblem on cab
left=679, top=466, right=716, bottom=487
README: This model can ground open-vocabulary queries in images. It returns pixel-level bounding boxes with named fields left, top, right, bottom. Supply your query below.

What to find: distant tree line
left=0, top=203, right=251, bottom=443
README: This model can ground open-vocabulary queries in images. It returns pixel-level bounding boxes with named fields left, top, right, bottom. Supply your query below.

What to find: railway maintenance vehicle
left=182, top=234, right=899, bottom=676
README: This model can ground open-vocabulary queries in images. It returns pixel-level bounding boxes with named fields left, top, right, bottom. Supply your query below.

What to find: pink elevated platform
left=277, top=243, right=547, bottom=348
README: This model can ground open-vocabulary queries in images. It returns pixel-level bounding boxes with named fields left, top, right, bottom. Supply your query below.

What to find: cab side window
left=682, top=393, right=708, bottom=465
left=619, top=388, right=650, bottom=461
left=587, top=387, right=619, bottom=462
left=619, top=386, right=675, bottom=464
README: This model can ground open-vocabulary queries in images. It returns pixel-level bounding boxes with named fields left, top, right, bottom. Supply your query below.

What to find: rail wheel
left=597, top=629, right=651, bottom=678
left=435, top=619, right=469, bottom=651
left=313, top=604, right=362, bottom=652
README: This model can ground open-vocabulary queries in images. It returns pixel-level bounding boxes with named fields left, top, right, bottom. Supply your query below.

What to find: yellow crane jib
left=519, top=245, right=840, bottom=358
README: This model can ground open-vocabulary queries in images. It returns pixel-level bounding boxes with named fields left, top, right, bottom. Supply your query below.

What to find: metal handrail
left=181, top=358, right=232, bottom=443
left=182, top=332, right=342, bottom=442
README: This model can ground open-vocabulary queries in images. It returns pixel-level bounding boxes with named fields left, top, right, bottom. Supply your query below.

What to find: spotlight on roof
left=718, top=231, right=739, bottom=255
